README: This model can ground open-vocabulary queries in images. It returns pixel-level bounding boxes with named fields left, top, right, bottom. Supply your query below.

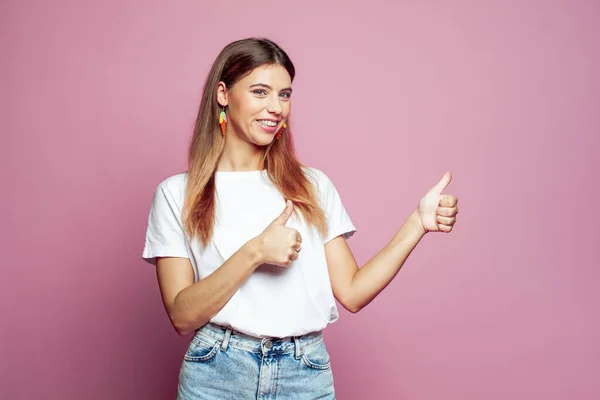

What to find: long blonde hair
left=183, top=38, right=327, bottom=246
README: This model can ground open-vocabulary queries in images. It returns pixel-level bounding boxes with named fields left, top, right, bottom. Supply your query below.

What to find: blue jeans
left=177, top=323, right=336, bottom=399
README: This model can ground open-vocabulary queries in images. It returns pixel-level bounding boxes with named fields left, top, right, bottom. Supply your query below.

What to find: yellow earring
left=276, top=122, right=287, bottom=140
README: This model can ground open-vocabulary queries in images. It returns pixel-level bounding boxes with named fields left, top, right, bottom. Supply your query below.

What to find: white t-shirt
left=142, top=167, right=356, bottom=338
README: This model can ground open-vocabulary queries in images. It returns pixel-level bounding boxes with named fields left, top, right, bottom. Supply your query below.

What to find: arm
left=156, top=240, right=262, bottom=336
left=326, top=209, right=425, bottom=313
left=156, top=200, right=301, bottom=336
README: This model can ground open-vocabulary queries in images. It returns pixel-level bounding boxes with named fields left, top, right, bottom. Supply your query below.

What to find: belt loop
left=221, top=327, right=232, bottom=352
left=293, top=336, right=302, bottom=359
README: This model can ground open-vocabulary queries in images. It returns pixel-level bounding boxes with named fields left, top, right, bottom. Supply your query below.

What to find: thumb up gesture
left=417, top=172, right=459, bottom=233
left=255, top=200, right=303, bottom=267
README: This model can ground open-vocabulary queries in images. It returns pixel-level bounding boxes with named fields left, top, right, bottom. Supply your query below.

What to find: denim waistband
left=194, top=323, right=324, bottom=357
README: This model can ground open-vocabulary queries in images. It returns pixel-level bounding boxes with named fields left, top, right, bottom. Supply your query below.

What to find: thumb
left=271, top=200, right=294, bottom=226
left=432, top=172, right=452, bottom=193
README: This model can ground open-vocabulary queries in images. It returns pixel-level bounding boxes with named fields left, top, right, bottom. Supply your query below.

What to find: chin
left=250, top=132, right=276, bottom=146
left=256, top=137, right=275, bottom=147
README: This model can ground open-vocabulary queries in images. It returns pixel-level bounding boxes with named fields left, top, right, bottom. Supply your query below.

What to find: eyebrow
left=249, top=83, right=293, bottom=92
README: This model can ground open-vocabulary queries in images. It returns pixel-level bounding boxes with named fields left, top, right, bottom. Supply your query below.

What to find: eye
left=252, top=89, right=267, bottom=95
left=279, top=92, right=291, bottom=99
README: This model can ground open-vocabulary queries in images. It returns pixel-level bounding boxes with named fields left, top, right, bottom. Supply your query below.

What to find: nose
left=266, top=95, right=282, bottom=115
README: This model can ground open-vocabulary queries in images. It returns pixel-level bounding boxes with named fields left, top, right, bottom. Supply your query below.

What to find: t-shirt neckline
left=215, top=169, right=267, bottom=178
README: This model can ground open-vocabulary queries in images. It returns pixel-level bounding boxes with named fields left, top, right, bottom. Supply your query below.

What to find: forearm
left=350, top=209, right=426, bottom=311
left=171, top=239, right=262, bottom=335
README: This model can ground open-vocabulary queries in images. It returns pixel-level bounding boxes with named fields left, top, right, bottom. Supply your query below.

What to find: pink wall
left=2, top=0, right=598, bottom=398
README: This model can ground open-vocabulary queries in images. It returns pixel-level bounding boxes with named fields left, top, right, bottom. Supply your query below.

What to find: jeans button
left=264, top=340, right=272, bottom=349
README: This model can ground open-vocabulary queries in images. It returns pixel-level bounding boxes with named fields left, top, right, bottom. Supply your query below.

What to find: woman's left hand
left=416, top=172, right=459, bottom=234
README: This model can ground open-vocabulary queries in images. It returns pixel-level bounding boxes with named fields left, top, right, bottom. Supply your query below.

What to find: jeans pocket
left=183, top=335, right=221, bottom=362
left=301, top=340, right=331, bottom=370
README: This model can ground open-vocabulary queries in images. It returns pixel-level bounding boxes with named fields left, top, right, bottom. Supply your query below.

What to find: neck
left=217, top=136, right=266, bottom=172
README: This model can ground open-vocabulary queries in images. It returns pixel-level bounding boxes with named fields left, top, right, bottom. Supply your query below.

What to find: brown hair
left=183, top=37, right=327, bottom=246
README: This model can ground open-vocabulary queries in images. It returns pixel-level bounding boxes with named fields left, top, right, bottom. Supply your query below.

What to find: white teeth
left=257, top=120, right=277, bottom=127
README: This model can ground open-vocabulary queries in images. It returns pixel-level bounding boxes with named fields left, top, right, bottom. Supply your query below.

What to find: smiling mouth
left=256, top=120, right=278, bottom=127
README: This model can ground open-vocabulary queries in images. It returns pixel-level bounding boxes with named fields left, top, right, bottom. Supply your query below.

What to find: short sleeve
left=318, top=170, right=357, bottom=244
left=142, top=182, right=190, bottom=265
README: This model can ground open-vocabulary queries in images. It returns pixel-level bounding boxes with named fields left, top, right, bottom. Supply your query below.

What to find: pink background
left=2, top=0, right=599, bottom=399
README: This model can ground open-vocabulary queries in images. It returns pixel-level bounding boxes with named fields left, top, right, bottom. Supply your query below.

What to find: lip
left=255, top=119, right=279, bottom=134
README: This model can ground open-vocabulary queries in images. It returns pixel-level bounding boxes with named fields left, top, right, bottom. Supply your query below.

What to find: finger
left=289, top=249, right=299, bottom=261
left=439, top=194, right=458, bottom=207
left=438, top=223, right=453, bottom=233
left=432, top=172, right=452, bottom=193
left=436, top=215, right=456, bottom=226
left=271, top=200, right=294, bottom=226
left=288, top=229, right=302, bottom=244
left=280, top=256, right=293, bottom=267
left=436, top=206, right=457, bottom=217
left=438, top=206, right=458, bottom=217
left=294, top=242, right=302, bottom=252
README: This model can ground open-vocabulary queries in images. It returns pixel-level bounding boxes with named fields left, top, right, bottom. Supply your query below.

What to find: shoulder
left=302, top=166, right=340, bottom=207
left=151, top=172, right=188, bottom=206
left=155, top=171, right=188, bottom=193
left=302, top=166, right=333, bottom=188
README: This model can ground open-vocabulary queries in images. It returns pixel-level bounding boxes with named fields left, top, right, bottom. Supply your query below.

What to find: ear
left=216, top=82, right=228, bottom=107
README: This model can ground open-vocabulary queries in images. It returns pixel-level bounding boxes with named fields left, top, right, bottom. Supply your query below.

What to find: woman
left=143, top=37, right=459, bottom=399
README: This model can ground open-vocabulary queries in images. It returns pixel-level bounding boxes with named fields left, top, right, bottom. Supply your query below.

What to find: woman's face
left=218, top=64, right=292, bottom=146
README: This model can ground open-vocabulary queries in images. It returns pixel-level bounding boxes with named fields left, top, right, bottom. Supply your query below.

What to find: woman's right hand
left=253, top=200, right=303, bottom=267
